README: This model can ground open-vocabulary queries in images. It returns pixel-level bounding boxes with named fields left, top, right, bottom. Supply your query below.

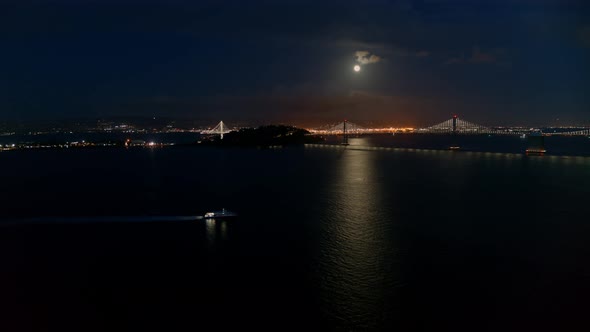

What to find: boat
left=449, top=146, right=461, bottom=150
left=203, top=209, right=238, bottom=219
left=526, top=131, right=546, bottom=155
left=525, top=148, right=547, bottom=155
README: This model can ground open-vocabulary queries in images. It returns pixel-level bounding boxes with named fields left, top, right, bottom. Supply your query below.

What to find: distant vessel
left=525, top=149, right=546, bottom=155
left=526, top=131, right=546, bottom=155
left=449, top=146, right=461, bottom=150
left=203, top=209, right=238, bottom=219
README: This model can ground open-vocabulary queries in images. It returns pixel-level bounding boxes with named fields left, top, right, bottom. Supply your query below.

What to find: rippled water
left=1, top=140, right=589, bottom=331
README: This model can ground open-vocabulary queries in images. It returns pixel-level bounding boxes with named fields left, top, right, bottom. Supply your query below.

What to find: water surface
left=1, top=141, right=589, bottom=331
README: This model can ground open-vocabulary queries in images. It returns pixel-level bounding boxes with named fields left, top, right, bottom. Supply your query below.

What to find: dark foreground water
left=1, top=140, right=590, bottom=331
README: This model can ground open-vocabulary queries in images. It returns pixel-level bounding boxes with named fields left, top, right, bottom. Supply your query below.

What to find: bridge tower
left=342, top=119, right=349, bottom=145
left=200, top=120, right=233, bottom=139
left=452, top=115, right=458, bottom=134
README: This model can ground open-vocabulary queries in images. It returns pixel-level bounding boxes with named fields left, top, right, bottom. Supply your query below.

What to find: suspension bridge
left=200, top=121, right=234, bottom=139
left=309, top=116, right=589, bottom=137
left=201, top=118, right=588, bottom=138
left=417, top=116, right=590, bottom=136
left=416, top=115, right=531, bottom=135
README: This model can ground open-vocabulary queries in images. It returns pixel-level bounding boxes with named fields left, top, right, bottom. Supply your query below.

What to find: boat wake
left=0, top=215, right=205, bottom=225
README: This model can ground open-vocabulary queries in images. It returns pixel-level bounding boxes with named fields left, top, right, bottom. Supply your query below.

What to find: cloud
left=355, top=51, right=382, bottom=65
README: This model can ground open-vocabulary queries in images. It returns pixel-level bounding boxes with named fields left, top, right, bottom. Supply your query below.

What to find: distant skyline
left=1, top=0, right=589, bottom=126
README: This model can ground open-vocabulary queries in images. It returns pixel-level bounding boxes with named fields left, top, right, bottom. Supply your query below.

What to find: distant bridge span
left=418, top=116, right=590, bottom=136
left=309, top=116, right=589, bottom=137
left=416, top=115, right=531, bottom=135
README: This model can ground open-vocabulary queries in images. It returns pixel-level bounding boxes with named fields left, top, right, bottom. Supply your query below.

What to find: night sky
left=1, top=0, right=589, bottom=126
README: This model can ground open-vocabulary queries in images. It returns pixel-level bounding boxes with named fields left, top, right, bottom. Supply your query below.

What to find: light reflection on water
left=325, top=134, right=590, bottom=156
left=317, top=148, right=402, bottom=329
left=2, top=144, right=590, bottom=330
left=206, top=219, right=216, bottom=247
left=305, top=140, right=590, bottom=328
left=220, top=221, right=227, bottom=240
left=306, top=140, right=590, bottom=166
left=205, top=219, right=228, bottom=249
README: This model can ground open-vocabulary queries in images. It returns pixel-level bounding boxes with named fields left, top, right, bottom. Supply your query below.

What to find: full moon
left=354, top=65, right=361, bottom=72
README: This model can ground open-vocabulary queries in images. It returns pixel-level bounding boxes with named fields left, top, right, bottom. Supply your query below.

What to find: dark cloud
left=0, top=0, right=588, bottom=124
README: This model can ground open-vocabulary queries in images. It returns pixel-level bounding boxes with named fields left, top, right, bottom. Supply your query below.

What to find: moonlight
left=354, top=65, right=361, bottom=72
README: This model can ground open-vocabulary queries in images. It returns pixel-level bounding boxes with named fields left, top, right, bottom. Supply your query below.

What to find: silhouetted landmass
left=199, top=125, right=323, bottom=147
